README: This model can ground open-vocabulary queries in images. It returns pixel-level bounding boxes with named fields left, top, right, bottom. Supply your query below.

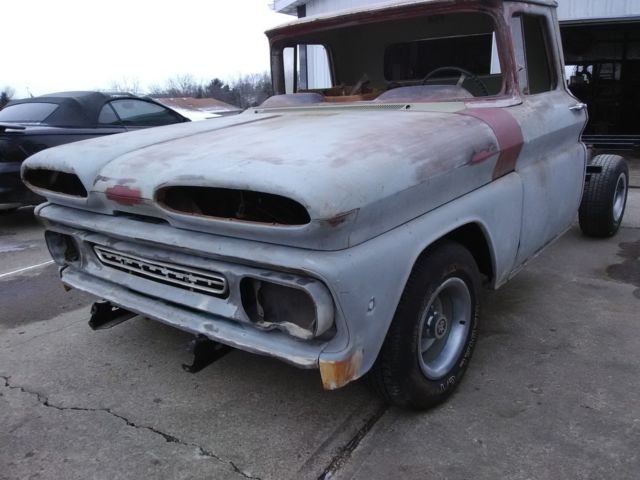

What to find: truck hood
left=24, top=107, right=505, bottom=250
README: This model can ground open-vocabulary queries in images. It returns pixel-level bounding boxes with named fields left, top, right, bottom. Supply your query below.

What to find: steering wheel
left=422, top=66, right=489, bottom=97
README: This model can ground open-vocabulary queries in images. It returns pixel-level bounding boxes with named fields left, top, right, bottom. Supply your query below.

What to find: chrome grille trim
left=93, top=245, right=227, bottom=296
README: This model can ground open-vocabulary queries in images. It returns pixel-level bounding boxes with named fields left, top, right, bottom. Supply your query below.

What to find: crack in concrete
left=316, top=403, right=388, bottom=480
left=1, top=375, right=260, bottom=480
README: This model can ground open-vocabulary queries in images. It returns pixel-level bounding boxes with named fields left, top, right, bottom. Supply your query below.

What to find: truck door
left=508, top=10, right=589, bottom=266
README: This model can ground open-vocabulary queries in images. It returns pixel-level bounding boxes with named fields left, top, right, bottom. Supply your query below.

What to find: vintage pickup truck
left=22, top=0, right=629, bottom=409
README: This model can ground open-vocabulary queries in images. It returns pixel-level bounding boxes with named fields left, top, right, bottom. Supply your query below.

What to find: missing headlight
left=240, top=277, right=330, bottom=339
left=156, top=186, right=310, bottom=226
left=45, top=231, right=80, bottom=265
left=23, top=168, right=87, bottom=197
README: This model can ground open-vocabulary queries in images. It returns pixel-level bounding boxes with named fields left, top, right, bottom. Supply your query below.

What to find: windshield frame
left=268, top=2, right=518, bottom=104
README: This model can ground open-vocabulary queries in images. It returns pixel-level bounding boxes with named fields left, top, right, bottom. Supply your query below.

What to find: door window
left=107, top=99, right=182, bottom=126
left=511, top=15, right=556, bottom=94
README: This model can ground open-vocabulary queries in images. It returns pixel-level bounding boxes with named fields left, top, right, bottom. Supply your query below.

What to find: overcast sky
left=3, top=0, right=292, bottom=98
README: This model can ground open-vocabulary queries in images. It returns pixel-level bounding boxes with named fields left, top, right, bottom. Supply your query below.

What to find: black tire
left=368, top=241, right=481, bottom=409
left=579, top=154, right=629, bottom=238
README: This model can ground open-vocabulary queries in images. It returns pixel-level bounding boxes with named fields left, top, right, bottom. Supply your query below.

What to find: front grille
left=94, top=245, right=227, bottom=296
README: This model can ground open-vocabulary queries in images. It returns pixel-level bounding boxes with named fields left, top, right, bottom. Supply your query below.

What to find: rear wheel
left=579, top=154, right=629, bottom=237
left=369, top=241, right=480, bottom=409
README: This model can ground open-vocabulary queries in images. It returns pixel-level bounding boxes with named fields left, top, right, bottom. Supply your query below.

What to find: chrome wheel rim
left=612, top=173, right=627, bottom=222
left=418, top=277, right=472, bottom=380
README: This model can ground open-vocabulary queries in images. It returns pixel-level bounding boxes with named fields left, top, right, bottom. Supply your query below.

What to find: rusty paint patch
left=106, top=185, right=144, bottom=206
left=471, top=144, right=499, bottom=164
left=95, top=176, right=136, bottom=186
left=459, top=108, right=524, bottom=179
left=322, top=209, right=358, bottom=228
left=94, top=175, right=112, bottom=185
left=319, top=349, right=363, bottom=390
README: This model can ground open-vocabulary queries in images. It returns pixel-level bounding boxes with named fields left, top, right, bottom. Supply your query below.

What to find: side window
left=108, top=99, right=182, bottom=126
left=283, top=44, right=332, bottom=93
left=307, top=45, right=332, bottom=89
left=511, top=15, right=556, bottom=94
left=0, top=103, right=59, bottom=123
left=98, top=104, right=121, bottom=125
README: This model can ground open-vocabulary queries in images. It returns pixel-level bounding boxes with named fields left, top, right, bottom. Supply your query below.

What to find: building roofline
left=272, top=0, right=307, bottom=15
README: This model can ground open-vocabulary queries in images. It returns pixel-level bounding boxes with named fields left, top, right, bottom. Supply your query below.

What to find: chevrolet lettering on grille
left=93, top=245, right=227, bottom=296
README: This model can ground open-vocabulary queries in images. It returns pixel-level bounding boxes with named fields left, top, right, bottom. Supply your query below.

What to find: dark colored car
left=0, top=91, right=189, bottom=211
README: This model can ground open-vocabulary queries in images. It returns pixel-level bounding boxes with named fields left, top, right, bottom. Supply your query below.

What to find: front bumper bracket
left=182, top=335, right=233, bottom=373
left=88, top=300, right=136, bottom=330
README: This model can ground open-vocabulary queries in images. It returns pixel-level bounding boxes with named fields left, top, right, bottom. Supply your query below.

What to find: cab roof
left=267, top=0, right=557, bottom=40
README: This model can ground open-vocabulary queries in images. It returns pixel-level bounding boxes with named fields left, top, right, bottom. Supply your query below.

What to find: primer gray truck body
left=23, top=0, right=591, bottom=390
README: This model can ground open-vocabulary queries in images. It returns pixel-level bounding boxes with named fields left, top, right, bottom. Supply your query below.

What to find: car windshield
left=269, top=11, right=504, bottom=104
left=0, top=102, right=59, bottom=123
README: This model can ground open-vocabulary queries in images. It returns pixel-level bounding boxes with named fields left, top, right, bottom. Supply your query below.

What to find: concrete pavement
left=0, top=189, right=639, bottom=480
left=0, top=208, right=53, bottom=277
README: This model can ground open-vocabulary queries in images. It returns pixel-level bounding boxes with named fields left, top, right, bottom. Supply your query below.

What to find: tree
left=0, top=87, right=15, bottom=109
left=146, top=72, right=274, bottom=109
left=161, top=74, right=201, bottom=98
left=107, top=77, right=141, bottom=95
left=203, top=78, right=234, bottom=105
left=228, top=73, right=273, bottom=108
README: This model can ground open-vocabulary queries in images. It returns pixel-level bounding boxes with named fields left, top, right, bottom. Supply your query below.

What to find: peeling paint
left=94, top=176, right=136, bottom=185
left=322, top=209, right=359, bottom=228
left=471, top=144, right=499, bottom=163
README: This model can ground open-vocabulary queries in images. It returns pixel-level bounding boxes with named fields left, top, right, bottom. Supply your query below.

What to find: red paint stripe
left=106, top=185, right=143, bottom=206
left=459, top=108, right=524, bottom=179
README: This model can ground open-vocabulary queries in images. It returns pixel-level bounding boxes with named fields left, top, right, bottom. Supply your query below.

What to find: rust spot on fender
left=459, top=108, right=524, bottom=179
left=321, top=209, right=359, bottom=229
left=319, top=349, right=363, bottom=390
left=471, top=144, right=499, bottom=164
left=106, top=185, right=143, bottom=206
left=95, top=176, right=136, bottom=186
left=94, top=175, right=112, bottom=185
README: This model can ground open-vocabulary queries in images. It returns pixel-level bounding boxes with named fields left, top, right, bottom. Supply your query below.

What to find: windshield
left=269, top=11, right=504, bottom=105
left=0, top=102, right=59, bottom=123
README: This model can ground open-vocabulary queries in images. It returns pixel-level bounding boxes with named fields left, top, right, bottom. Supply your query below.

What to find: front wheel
left=368, top=241, right=480, bottom=409
left=579, top=154, right=629, bottom=238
